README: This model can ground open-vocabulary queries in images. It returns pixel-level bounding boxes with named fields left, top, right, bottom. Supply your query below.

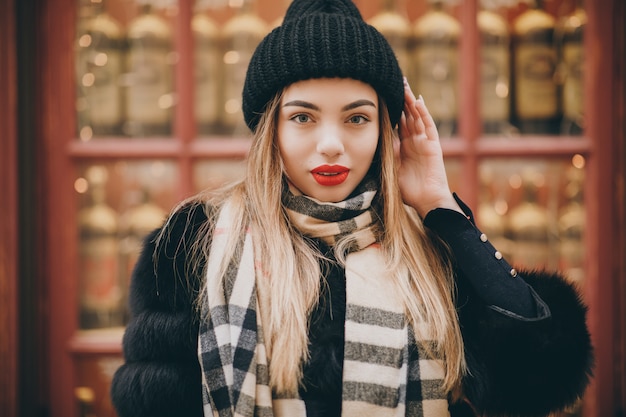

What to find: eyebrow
left=282, top=99, right=377, bottom=112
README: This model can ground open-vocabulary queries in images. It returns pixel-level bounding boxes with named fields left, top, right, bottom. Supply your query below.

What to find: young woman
left=110, top=1, right=593, bottom=416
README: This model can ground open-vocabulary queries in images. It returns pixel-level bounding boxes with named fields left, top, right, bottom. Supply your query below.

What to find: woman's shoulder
left=128, top=200, right=214, bottom=313
left=156, top=200, right=213, bottom=256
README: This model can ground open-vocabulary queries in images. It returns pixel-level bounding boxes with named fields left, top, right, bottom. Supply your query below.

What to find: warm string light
left=571, top=154, right=585, bottom=169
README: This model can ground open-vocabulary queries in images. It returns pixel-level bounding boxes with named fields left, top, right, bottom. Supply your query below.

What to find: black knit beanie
left=242, top=0, right=404, bottom=132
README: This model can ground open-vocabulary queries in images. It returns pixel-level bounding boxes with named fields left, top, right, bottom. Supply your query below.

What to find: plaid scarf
left=198, top=179, right=449, bottom=417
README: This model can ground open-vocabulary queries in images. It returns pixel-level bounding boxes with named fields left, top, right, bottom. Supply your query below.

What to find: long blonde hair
left=171, top=88, right=465, bottom=395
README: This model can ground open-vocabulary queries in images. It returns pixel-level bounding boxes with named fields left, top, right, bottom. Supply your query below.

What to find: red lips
left=311, top=165, right=349, bottom=186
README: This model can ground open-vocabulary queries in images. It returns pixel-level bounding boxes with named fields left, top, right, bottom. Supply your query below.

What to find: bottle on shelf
left=558, top=166, right=585, bottom=286
left=512, top=0, right=560, bottom=135
left=478, top=4, right=511, bottom=135
left=75, top=0, right=124, bottom=138
left=124, top=2, right=174, bottom=137
left=368, top=0, right=411, bottom=77
left=78, top=166, right=122, bottom=329
left=74, top=386, right=96, bottom=417
left=505, top=171, right=553, bottom=269
left=557, top=0, right=586, bottom=135
left=270, top=0, right=292, bottom=29
left=193, top=2, right=221, bottom=136
left=477, top=167, right=513, bottom=259
left=220, top=0, right=268, bottom=135
left=411, top=0, right=460, bottom=138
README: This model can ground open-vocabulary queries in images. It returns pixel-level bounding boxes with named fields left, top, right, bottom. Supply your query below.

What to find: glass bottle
left=558, top=0, right=586, bottom=135
left=270, top=0, right=292, bottom=29
left=512, top=0, right=560, bottom=134
left=479, top=5, right=511, bottom=135
left=124, top=3, right=174, bottom=137
left=411, top=1, right=460, bottom=137
left=78, top=166, right=122, bottom=329
left=478, top=167, right=513, bottom=259
left=506, top=173, right=551, bottom=269
left=220, top=0, right=268, bottom=135
left=74, top=386, right=96, bottom=417
left=193, top=3, right=221, bottom=136
left=558, top=166, right=585, bottom=286
left=368, top=0, right=411, bottom=77
left=76, top=0, right=124, bottom=137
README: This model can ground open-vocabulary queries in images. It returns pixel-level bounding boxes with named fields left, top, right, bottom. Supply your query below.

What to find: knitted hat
left=242, top=0, right=404, bottom=132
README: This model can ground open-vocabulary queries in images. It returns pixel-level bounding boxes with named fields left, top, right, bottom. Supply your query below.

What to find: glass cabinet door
left=65, top=1, right=596, bottom=416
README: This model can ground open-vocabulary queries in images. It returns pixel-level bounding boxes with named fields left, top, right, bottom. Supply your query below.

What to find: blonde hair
left=167, top=89, right=465, bottom=395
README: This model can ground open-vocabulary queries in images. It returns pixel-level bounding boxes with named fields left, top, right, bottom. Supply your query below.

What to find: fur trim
left=111, top=204, right=209, bottom=417
left=111, top=361, right=203, bottom=417
left=458, top=269, right=594, bottom=417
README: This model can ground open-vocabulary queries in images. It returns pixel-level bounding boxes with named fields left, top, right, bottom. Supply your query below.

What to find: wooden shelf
left=68, top=328, right=124, bottom=355
left=189, top=137, right=251, bottom=158
left=474, top=136, right=592, bottom=158
left=67, top=137, right=252, bottom=159
left=68, top=138, right=182, bottom=159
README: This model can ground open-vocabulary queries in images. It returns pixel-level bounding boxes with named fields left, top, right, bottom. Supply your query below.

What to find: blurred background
left=0, top=0, right=624, bottom=416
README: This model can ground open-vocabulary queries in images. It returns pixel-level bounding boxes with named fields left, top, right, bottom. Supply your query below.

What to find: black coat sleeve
left=110, top=203, right=210, bottom=417
left=424, top=195, right=594, bottom=417
left=455, top=269, right=593, bottom=417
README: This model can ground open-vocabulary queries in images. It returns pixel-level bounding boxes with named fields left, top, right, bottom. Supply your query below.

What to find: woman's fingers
left=414, top=97, right=439, bottom=141
left=399, top=111, right=410, bottom=141
left=403, top=79, right=428, bottom=138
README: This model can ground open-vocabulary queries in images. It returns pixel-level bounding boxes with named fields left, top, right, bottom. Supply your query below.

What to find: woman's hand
left=395, top=78, right=463, bottom=218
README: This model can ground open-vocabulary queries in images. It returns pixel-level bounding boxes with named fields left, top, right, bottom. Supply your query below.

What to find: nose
left=316, top=123, right=344, bottom=158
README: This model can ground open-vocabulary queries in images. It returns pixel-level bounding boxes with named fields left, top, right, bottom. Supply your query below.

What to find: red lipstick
left=311, top=165, right=349, bottom=186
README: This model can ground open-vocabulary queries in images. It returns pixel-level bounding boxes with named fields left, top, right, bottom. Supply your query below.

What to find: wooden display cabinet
left=20, top=0, right=626, bottom=416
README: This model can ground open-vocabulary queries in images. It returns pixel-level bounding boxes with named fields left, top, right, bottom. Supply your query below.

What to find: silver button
left=480, top=233, right=488, bottom=242
left=495, top=251, right=503, bottom=260
left=510, top=268, right=518, bottom=277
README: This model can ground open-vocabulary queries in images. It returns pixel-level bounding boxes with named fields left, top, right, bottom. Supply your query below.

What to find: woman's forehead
left=281, top=78, right=378, bottom=104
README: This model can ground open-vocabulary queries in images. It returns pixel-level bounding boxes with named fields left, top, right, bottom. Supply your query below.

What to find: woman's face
left=277, top=78, right=380, bottom=203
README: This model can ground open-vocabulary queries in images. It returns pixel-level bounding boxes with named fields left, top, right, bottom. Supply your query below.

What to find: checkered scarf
left=198, top=179, right=449, bottom=417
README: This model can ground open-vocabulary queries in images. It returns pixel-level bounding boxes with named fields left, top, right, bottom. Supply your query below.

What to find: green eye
left=349, top=115, right=368, bottom=124
left=291, top=114, right=311, bottom=123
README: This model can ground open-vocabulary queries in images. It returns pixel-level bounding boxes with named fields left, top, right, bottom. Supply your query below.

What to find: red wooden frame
left=38, top=0, right=80, bottom=415
left=34, top=0, right=625, bottom=416
left=581, top=0, right=623, bottom=414
left=616, top=1, right=625, bottom=410
left=0, top=0, right=19, bottom=415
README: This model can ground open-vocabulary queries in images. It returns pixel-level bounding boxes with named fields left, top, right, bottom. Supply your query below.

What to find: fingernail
left=403, top=77, right=409, bottom=87
left=418, top=94, right=425, bottom=103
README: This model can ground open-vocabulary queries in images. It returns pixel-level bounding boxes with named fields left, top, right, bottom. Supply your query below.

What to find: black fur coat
left=110, top=202, right=593, bottom=417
